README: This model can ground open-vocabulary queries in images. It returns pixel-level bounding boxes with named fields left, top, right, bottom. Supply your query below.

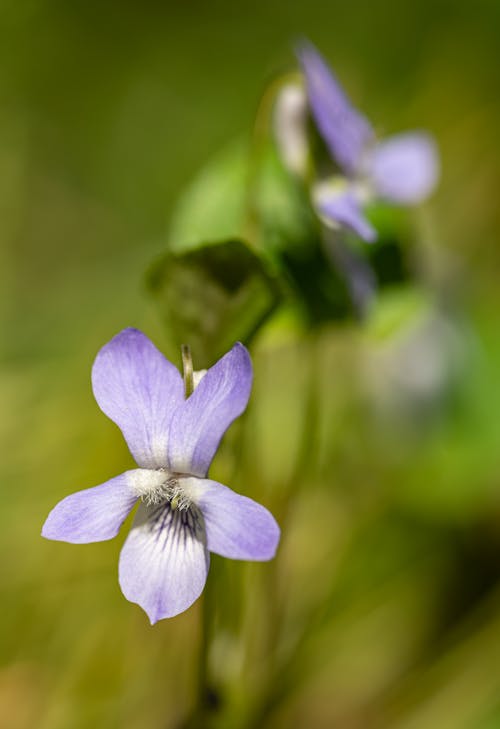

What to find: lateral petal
left=190, top=478, right=280, bottom=561
left=41, top=471, right=138, bottom=544
left=92, top=328, right=184, bottom=468
left=119, top=502, right=209, bottom=623
left=168, top=343, right=252, bottom=477
left=318, top=188, right=377, bottom=242
left=369, top=132, right=439, bottom=204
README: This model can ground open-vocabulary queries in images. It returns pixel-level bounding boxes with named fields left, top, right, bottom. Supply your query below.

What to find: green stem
left=180, top=571, right=219, bottom=729
left=242, top=333, right=323, bottom=729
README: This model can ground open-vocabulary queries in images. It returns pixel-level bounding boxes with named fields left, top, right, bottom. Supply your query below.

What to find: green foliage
left=161, top=130, right=425, bottom=336
left=161, top=137, right=366, bottom=328
left=166, top=136, right=318, bottom=261
left=168, top=141, right=249, bottom=254
left=147, top=238, right=281, bottom=367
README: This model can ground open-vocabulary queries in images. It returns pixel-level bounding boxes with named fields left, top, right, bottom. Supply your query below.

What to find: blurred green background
left=2, top=1, right=500, bottom=727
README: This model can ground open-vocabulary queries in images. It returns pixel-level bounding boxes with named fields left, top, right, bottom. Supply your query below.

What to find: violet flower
left=42, top=328, right=280, bottom=623
left=298, top=42, right=439, bottom=242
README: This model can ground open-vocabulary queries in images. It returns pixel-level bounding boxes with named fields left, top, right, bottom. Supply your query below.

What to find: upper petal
left=190, top=478, right=280, bottom=561
left=118, top=502, right=209, bottom=623
left=41, top=471, right=138, bottom=544
left=297, top=41, right=374, bottom=175
left=92, top=328, right=184, bottom=468
left=369, top=132, right=439, bottom=204
left=317, top=187, right=377, bottom=242
left=167, top=343, right=252, bottom=477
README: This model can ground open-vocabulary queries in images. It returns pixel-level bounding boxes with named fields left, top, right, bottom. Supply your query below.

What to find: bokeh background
left=2, top=1, right=500, bottom=727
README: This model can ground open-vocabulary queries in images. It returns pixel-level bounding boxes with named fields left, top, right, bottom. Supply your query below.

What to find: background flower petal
left=92, top=328, right=184, bottom=468
left=119, top=502, right=209, bottom=623
left=41, top=472, right=138, bottom=544
left=369, top=132, right=439, bottom=203
left=318, top=189, right=377, bottom=242
left=192, top=478, right=280, bottom=561
left=298, top=41, right=374, bottom=175
left=168, top=343, right=252, bottom=477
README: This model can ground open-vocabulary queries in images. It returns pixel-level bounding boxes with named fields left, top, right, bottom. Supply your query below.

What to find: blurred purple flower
left=298, top=42, right=439, bottom=241
left=42, top=328, right=280, bottom=623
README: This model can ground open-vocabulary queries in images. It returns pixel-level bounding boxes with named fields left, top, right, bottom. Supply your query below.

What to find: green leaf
left=167, top=137, right=318, bottom=259
left=147, top=238, right=281, bottom=368
left=250, top=143, right=319, bottom=257
left=167, top=141, right=248, bottom=254
left=164, top=136, right=393, bottom=330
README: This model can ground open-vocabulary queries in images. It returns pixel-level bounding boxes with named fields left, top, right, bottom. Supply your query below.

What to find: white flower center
left=193, top=368, right=207, bottom=388
left=128, top=469, right=195, bottom=510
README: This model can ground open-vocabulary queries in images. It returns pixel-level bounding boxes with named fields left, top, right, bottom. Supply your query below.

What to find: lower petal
left=41, top=472, right=138, bottom=544
left=370, top=132, right=439, bottom=204
left=317, top=188, right=377, bottom=243
left=324, top=231, right=377, bottom=314
left=192, top=478, right=280, bottom=561
left=119, top=502, right=209, bottom=623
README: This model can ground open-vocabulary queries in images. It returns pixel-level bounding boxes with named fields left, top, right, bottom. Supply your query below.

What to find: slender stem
left=195, top=590, right=211, bottom=720
left=178, top=345, right=217, bottom=729
left=182, top=564, right=219, bottom=729
left=243, top=334, right=322, bottom=729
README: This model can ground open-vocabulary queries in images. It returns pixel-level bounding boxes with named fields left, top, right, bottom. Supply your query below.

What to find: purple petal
left=92, top=328, right=184, bottom=469
left=297, top=41, right=374, bottom=175
left=369, top=132, right=439, bottom=203
left=324, top=232, right=377, bottom=314
left=167, top=343, right=252, bottom=478
left=192, top=478, right=280, bottom=561
left=119, top=502, right=209, bottom=623
left=318, top=188, right=377, bottom=242
left=41, top=472, right=137, bottom=544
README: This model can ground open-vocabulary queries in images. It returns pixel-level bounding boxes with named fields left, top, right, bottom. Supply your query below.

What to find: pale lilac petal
left=369, top=132, right=439, bottom=203
left=319, top=189, right=377, bottom=242
left=297, top=42, right=374, bottom=175
left=91, top=328, right=184, bottom=469
left=167, top=343, right=252, bottom=478
left=41, top=472, right=138, bottom=544
left=189, top=478, right=280, bottom=561
left=324, top=232, right=377, bottom=313
left=119, top=502, right=209, bottom=623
